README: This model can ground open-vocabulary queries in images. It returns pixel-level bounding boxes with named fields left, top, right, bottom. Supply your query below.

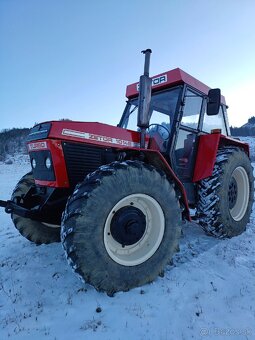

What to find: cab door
left=173, top=88, right=204, bottom=203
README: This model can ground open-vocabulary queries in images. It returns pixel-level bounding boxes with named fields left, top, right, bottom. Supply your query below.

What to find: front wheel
left=11, top=172, right=61, bottom=244
left=197, top=148, right=254, bottom=238
left=104, top=193, right=165, bottom=266
left=61, top=161, right=182, bottom=295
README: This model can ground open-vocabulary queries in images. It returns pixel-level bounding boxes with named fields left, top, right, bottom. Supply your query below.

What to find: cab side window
left=202, top=105, right=227, bottom=135
left=181, top=90, right=203, bottom=129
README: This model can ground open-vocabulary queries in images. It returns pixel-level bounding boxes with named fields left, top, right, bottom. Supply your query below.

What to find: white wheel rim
left=42, top=223, right=60, bottom=228
left=229, top=166, right=249, bottom=221
left=104, top=194, right=165, bottom=266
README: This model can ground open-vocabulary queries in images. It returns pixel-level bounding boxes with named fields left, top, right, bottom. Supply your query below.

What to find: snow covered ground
left=239, top=137, right=255, bottom=161
left=0, top=159, right=255, bottom=340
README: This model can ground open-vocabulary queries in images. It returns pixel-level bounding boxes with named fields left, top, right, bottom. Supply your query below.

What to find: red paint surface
left=48, top=121, right=149, bottom=148
left=27, top=139, right=70, bottom=188
left=193, top=133, right=221, bottom=182
left=27, top=122, right=150, bottom=188
left=193, top=134, right=250, bottom=182
left=126, top=68, right=226, bottom=104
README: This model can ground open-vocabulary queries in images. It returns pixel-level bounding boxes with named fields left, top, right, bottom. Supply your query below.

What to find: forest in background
left=230, top=117, right=255, bottom=136
left=0, top=128, right=29, bottom=160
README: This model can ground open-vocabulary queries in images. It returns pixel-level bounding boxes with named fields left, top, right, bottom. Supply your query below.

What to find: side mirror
left=207, top=88, right=221, bottom=116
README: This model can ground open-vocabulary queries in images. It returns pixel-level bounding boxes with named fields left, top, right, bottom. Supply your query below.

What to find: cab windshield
left=119, top=87, right=181, bottom=133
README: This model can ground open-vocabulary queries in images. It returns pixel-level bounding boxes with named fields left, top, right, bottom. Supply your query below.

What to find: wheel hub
left=104, top=193, right=165, bottom=266
left=229, top=166, right=250, bottom=221
left=110, top=206, right=146, bottom=246
left=228, top=177, right=238, bottom=209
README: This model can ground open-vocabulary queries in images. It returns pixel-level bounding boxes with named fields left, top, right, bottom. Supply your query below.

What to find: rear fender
left=193, top=133, right=250, bottom=182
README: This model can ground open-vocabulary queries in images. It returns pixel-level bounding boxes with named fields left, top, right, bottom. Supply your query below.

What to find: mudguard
left=193, top=133, right=250, bottom=182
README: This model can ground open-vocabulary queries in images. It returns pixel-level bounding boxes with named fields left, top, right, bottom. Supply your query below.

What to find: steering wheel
left=148, top=124, right=170, bottom=141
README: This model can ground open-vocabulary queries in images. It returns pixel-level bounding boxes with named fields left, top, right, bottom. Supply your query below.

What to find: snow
left=239, top=137, right=255, bottom=161
left=1, top=158, right=255, bottom=339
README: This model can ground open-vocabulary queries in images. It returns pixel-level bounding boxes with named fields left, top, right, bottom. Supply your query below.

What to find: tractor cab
left=119, top=67, right=230, bottom=204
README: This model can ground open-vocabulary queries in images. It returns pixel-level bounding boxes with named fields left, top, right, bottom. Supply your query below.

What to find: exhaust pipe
left=137, top=49, right=152, bottom=149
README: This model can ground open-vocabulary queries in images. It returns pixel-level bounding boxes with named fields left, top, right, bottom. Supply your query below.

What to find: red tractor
left=1, top=50, right=254, bottom=295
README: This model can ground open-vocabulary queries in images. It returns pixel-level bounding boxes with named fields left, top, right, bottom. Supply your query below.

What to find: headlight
left=45, top=157, right=52, bottom=169
left=31, top=158, right=36, bottom=169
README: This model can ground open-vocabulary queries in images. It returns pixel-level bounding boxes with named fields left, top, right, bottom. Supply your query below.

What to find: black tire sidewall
left=62, top=163, right=181, bottom=293
left=11, top=172, right=60, bottom=244
left=214, top=150, right=253, bottom=236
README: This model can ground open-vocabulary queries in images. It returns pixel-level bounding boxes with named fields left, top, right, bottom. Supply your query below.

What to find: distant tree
left=248, top=116, right=255, bottom=124
left=4, top=144, right=9, bottom=153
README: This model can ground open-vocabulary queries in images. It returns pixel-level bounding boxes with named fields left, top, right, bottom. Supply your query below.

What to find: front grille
left=62, top=142, right=115, bottom=186
left=29, top=150, right=55, bottom=181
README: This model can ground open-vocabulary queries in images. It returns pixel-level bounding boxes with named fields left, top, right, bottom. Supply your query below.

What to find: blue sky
left=0, top=0, right=255, bottom=129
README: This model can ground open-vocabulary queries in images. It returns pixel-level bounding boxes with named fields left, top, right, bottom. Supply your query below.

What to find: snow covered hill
left=0, top=156, right=255, bottom=339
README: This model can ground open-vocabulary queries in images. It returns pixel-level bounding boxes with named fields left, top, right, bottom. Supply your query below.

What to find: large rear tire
left=61, top=161, right=182, bottom=295
left=11, top=172, right=61, bottom=244
left=197, top=148, right=254, bottom=238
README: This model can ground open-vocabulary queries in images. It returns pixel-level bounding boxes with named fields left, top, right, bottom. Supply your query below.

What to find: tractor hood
left=27, top=121, right=144, bottom=149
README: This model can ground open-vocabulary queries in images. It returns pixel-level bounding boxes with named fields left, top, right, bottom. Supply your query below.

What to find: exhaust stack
left=137, top=49, right=152, bottom=149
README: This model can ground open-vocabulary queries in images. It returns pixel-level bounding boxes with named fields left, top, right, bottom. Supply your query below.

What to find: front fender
left=122, top=148, right=191, bottom=221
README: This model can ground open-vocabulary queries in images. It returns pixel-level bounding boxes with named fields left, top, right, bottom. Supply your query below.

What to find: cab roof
left=126, top=68, right=226, bottom=104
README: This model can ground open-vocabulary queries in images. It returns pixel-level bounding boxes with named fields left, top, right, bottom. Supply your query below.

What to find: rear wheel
left=61, top=161, right=182, bottom=295
left=11, top=172, right=61, bottom=244
left=197, top=148, right=254, bottom=238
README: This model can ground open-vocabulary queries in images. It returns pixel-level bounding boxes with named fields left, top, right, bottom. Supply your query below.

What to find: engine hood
left=27, top=121, right=144, bottom=149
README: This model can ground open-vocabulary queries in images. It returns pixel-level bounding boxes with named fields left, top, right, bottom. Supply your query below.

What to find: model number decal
left=136, top=74, right=167, bottom=91
left=28, top=141, right=48, bottom=150
left=62, top=129, right=140, bottom=147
